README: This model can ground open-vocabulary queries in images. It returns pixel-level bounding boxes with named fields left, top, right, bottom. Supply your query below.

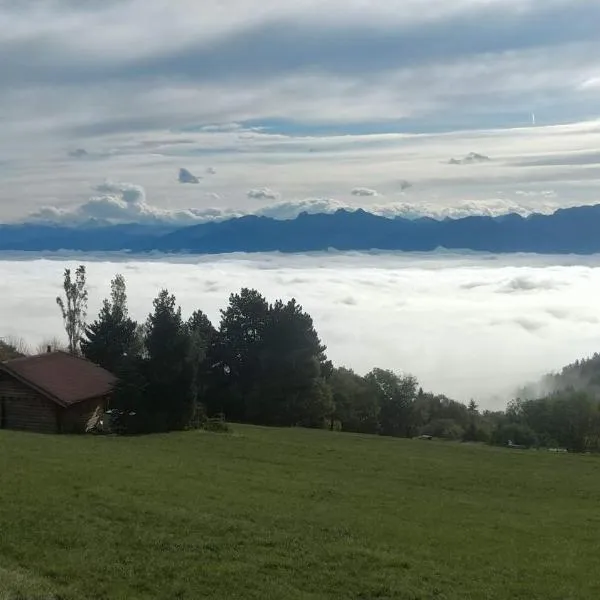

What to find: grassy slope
left=1, top=427, right=600, bottom=600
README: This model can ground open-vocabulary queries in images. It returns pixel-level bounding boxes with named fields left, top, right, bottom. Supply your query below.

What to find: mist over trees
left=5, top=264, right=600, bottom=451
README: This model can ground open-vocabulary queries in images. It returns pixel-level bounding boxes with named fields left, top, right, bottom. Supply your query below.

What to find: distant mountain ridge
left=2, top=204, right=600, bottom=254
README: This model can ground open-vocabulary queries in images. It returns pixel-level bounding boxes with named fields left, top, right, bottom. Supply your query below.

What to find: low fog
left=2, top=251, right=600, bottom=410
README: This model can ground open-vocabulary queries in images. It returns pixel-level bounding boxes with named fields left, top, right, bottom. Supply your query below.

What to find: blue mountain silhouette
left=2, top=205, right=600, bottom=254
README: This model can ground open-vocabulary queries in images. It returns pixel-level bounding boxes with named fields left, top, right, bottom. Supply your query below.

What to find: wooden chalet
left=0, top=351, right=116, bottom=434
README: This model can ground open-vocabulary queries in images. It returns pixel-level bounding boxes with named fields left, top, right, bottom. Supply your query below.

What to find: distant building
left=0, top=351, right=116, bottom=434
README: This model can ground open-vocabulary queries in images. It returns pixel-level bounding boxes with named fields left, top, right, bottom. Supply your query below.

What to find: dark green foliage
left=490, top=420, right=538, bottom=448
left=186, top=309, right=217, bottom=406
left=253, top=298, right=332, bottom=426
left=143, top=289, right=195, bottom=431
left=109, top=354, right=150, bottom=434
left=365, top=368, right=418, bottom=437
left=421, top=418, right=465, bottom=441
left=502, top=392, right=600, bottom=452
left=187, top=310, right=217, bottom=359
left=328, top=367, right=380, bottom=433
left=519, top=352, right=600, bottom=399
left=207, top=290, right=332, bottom=427
left=202, top=414, right=232, bottom=433
left=327, top=368, right=490, bottom=441
left=81, top=274, right=137, bottom=373
left=207, top=288, right=270, bottom=420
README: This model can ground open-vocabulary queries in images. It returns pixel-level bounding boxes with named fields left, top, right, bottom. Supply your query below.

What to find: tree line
left=7, top=263, right=600, bottom=451
left=50, top=266, right=495, bottom=438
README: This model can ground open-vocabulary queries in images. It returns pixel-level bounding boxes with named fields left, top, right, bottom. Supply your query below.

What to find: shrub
left=491, top=422, right=538, bottom=448
left=203, top=414, right=231, bottom=433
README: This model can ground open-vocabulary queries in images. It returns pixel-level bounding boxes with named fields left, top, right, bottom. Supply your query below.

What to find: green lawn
left=1, top=427, right=600, bottom=600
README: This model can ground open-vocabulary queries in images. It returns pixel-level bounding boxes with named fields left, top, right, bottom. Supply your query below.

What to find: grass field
left=1, top=427, right=600, bottom=600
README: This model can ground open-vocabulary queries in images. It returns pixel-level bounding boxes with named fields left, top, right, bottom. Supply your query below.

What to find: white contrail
left=532, top=112, right=536, bottom=126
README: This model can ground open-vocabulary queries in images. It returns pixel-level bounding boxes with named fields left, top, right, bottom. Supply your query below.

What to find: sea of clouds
left=3, top=251, right=600, bottom=410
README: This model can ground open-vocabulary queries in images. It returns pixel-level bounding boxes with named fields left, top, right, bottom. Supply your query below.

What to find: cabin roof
left=0, top=351, right=117, bottom=407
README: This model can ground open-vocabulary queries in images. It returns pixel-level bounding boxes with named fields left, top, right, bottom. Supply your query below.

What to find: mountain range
left=2, top=204, right=600, bottom=254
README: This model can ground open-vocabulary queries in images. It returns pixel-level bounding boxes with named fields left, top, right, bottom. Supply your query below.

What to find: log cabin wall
left=0, top=372, right=59, bottom=433
left=60, top=397, right=107, bottom=433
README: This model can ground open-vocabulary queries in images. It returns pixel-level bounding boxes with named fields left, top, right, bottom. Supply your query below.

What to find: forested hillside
left=520, top=354, right=600, bottom=399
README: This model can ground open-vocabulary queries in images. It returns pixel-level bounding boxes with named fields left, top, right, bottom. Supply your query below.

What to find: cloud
left=448, top=152, right=491, bottom=165
left=247, top=188, right=280, bottom=201
left=68, top=148, right=88, bottom=158
left=28, top=181, right=238, bottom=226
left=514, top=190, right=556, bottom=198
left=513, top=151, right=600, bottom=167
left=26, top=184, right=566, bottom=227
left=2, top=0, right=600, bottom=221
left=351, top=187, right=379, bottom=197
left=255, top=198, right=347, bottom=219
left=4, top=251, right=600, bottom=409
left=498, top=275, right=566, bottom=294
left=178, top=168, right=201, bottom=184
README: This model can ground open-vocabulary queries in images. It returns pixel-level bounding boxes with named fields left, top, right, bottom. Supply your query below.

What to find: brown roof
left=0, top=351, right=117, bottom=407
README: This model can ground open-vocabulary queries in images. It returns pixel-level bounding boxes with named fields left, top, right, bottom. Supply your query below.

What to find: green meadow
left=1, top=426, right=599, bottom=599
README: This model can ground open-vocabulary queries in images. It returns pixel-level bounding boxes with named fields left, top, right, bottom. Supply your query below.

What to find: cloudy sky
left=3, top=252, right=600, bottom=408
left=2, top=0, right=600, bottom=225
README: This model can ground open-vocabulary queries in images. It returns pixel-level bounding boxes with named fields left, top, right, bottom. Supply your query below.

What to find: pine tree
left=206, top=288, right=270, bottom=420
left=255, top=298, right=332, bottom=426
left=81, top=274, right=137, bottom=372
left=144, top=289, right=195, bottom=431
left=186, top=309, right=217, bottom=415
left=208, top=290, right=333, bottom=427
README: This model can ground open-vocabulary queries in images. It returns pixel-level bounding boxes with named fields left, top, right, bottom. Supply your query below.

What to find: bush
left=491, top=422, right=538, bottom=448
left=419, top=418, right=464, bottom=440
left=189, top=402, right=208, bottom=430
left=202, top=414, right=231, bottom=433
left=462, top=422, right=490, bottom=443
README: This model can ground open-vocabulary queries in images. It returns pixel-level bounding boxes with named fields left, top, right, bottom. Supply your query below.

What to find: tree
left=144, top=289, right=195, bottom=431
left=56, top=265, right=88, bottom=355
left=254, top=298, right=333, bottom=426
left=81, top=274, right=137, bottom=373
left=366, top=368, right=418, bottom=438
left=35, top=337, right=68, bottom=354
left=186, top=309, right=217, bottom=410
left=207, top=291, right=333, bottom=427
left=206, top=288, right=270, bottom=420
left=490, top=420, right=538, bottom=448
left=520, top=392, right=597, bottom=452
left=0, top=338, right=27, bottom=360
left=109, top=353, right=150, bottom=434
left=186, top=310, right=216, bottom=371
left=328, top=367, right=379, bottom=433
left=462, top=399, right=481, bottom=442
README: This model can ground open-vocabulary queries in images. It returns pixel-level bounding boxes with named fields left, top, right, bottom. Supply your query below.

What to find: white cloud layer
left=3, top=251, right=600, bottom=409
left=25, top=182, right=566, bottom=226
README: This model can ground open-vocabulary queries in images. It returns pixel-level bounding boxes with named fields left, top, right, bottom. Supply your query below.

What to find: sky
left=3, top=252, right=600, bottom=409
left=2, top=0, right=600, bottom=225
